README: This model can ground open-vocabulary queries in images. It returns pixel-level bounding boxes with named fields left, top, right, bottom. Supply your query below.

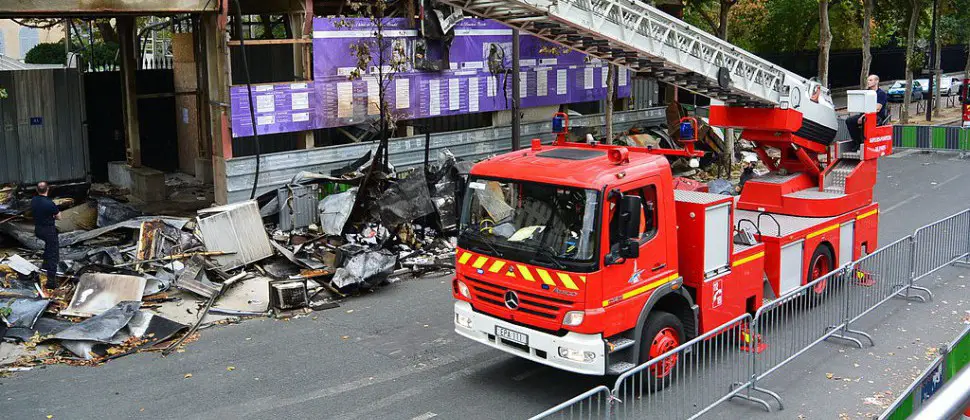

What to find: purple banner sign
left=230, top=17, right=631, bottom=138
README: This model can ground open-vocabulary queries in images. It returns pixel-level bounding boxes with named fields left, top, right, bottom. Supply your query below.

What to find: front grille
left=467, top=277, right=576, bottom=321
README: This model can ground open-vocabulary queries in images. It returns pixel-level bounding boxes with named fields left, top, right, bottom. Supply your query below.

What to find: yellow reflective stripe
left=602, top=273, right=679, bottom=307
left=506, top=270, right=516, bottom=278
left=536, top=268, right=556, bottom=286
left=806, top=223, right=840, bottom=239
left=457, top=252, right=472, bottom=265
left=517, top=265, right=535, bottom=282
left=488, top=260, right=506, bottom=273
left=732, top=251, right=765, bottom=268
left=472, top=256, right=489, bottom=269
left=579, top=275, right=587, bottom=284
left=557, top=273, right=579, bottom=290
left=856, top=209, right=878, bottom=220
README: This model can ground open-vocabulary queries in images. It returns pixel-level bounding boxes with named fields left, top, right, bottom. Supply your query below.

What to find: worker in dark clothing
left=30, top=182, right=60, bottom=289
left=847, top=74, right=889, bottom=151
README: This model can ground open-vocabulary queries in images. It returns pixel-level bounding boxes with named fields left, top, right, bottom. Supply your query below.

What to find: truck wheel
left=807, top=245, right=835, bottom=299
left=639, top=311, right=684, bottom=390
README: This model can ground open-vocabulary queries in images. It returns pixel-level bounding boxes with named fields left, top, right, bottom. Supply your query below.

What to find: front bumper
left=454, top=301, right=606, bottom=375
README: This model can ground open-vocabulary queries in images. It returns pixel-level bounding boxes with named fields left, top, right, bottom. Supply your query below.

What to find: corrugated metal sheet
left=277, top=183, right=320, bottom=231
left=0, top=68, right=88, bottom=184
left=225, top=107, right=666, bottom=203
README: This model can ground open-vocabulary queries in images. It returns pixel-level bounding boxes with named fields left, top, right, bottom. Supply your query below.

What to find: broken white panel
left=60, top=273, right=147, bottom=318
left=468, top=77, right=480, bottom=112
left=539, top=58, right=558, bottom=66
left=584, top=67, right=594, bottom=89
left=256, top=94, right=275, bottom=113
left=255, top=85, right=273, bottom=92
left=337, top=82, right=353, bottom=118
left=619, top=66, right=628, bottom=87
left=291, top=91, right=309, bottom=110
left=536, top=69, right=548, bottom=97
left=602, top=66, right=608, bottom=88
left=256, top=115, right=275, bottom=126
left=292, top=112, right=310, bottom=122
left=557, top=70, right=568, bottom=95
left=488, top=76, right=498, bottom=97
left=429, top=80, right=441, bottom=116
left=395, top=78, right=410, bottom=109
left=519, top=71, right=528, bottom=98
left=449, top=78, right=460, bottom=111
left=197, top=200, right=274, bottom=270
left=290, top=82, right=308, bottom=90
left=366, top=77, right=380, bottom=116
left=2, top=255, right=38, bottom=275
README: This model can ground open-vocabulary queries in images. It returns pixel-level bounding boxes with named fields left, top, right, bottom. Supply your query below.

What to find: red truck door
left=601, top=178, right=674, bottom=319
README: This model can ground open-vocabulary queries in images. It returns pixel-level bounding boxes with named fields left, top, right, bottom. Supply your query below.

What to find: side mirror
left=618, top=195, right=642, bottom=240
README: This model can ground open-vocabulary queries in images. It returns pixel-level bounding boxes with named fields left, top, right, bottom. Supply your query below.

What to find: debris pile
left=0, top=150, right=465, bottom=370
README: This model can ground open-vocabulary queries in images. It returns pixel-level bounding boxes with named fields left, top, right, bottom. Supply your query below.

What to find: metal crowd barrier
left=527, top=386, right=612, bottom=420
left=881, top=324, right=970, bottom=419
left=611, top=314, right=754, bottom=419
left=532, top=208, right=970, bottom=419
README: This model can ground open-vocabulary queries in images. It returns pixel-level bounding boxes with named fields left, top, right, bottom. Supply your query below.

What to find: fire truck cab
left=453, top=94, right=891, bottom=376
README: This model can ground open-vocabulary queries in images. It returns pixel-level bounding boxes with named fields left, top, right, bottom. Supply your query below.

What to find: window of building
left=19, top=27, right=40, bottom=59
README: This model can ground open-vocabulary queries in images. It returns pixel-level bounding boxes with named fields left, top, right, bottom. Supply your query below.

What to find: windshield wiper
left=462, top=229, right=505, bottom=258
left=534, top=245, right=566, bottom=270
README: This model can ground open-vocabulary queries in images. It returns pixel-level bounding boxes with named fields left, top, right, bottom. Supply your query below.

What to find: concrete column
left=117, top=17, right=142, bottom=167
left=203, top=13, right=232, bottom=204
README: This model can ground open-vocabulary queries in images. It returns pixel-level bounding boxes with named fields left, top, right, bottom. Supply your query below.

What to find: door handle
left=651, top=263, right=666, bottom=272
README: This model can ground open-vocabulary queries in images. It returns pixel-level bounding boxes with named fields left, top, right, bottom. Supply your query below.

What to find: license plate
left=495, top=326, right=529, bottom=346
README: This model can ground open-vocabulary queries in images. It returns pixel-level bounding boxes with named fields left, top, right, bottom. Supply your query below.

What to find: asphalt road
left=2, top=151, right=970, bottom=420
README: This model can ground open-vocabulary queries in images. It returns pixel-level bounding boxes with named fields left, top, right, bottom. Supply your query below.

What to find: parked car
left=887, top=81, right=923, bottom=102
left=942, top=77, right=963, bottom=96
left=913, top=77, right=963, bottom=96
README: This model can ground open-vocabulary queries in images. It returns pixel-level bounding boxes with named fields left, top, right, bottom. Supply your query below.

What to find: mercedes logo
left=504, top=290, right=520, bottom=310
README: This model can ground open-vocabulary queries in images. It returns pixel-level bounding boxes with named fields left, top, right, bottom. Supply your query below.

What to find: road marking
left=931, top=174, right=961, bottom=189
left=512, top=366, right=546, bottom=381
left=411, top=412, right=438, bottom=420
left=197, top=348, right=497, bottom=418
left=334, top=354, right=508, bottom=420
left=881, top=194, right=921, bottom=215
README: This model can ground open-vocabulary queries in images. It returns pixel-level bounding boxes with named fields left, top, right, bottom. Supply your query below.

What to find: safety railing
left=611, top=314, right=754, bottom=419
left=913, top=209, right=970, bottom=284
left=532, top=208, right=970, bottom=419
left=527, top=385, right=612, bottom=420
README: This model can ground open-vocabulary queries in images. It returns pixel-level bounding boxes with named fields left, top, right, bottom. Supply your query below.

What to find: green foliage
left=74, top=42, right=120, bottom=69
left=24, top=42, right=66, bottom=65
left=0, top=303, right=11, bottom=318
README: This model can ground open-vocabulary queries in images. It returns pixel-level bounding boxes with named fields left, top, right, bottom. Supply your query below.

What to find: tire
left=806, top=245, right=835, bottom=305
left=637, top=311, right=684, bottom=391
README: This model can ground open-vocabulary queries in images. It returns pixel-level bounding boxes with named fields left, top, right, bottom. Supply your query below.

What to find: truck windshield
left=459, top=177, right=599, bottom=263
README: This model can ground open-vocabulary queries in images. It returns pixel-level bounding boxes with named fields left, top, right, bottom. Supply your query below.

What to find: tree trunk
left=605, top=64, right=615, bottom=145
left=902, top=1, right=921, bottom=124
left=818, top=0, right=832, bottom=87
left=718, top=0, right=730, bottom=40
left=860, top=0, right=873, bottom=88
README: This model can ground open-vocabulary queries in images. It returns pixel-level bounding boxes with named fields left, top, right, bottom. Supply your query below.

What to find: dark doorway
left=84, top=69, right=179, bottom=181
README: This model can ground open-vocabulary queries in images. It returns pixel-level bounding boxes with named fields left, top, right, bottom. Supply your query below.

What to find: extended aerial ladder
left=440, top=0, right=892, bottom=218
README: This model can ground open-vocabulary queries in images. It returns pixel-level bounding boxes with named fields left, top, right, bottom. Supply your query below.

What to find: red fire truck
left=452, top=92, right=893, bottom=376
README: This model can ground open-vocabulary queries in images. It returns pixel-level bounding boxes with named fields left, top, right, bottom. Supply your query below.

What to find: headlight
left=562, top=310, right=585, bottom=327
left=455, top=313, right=473, bottom=329
left=457, top=280, right=471, bottom=299
left=558, top=347, right=596, bottom=363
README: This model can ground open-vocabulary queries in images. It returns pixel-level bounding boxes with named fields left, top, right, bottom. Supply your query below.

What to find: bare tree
left=339, top=1, right=408, bottom=191
left=860, top=0, right=874, bottom=88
